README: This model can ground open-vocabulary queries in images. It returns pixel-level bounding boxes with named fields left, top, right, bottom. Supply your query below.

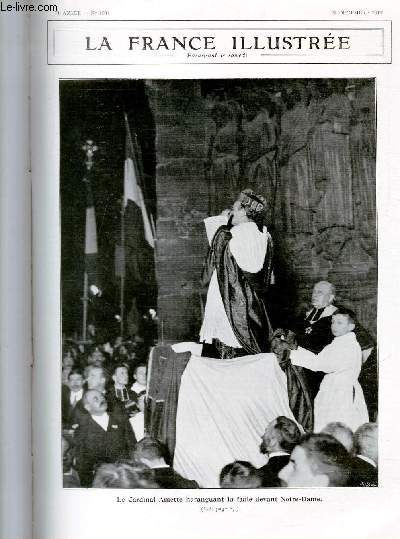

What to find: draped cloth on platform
left=173, top=353, right=297, bottom=488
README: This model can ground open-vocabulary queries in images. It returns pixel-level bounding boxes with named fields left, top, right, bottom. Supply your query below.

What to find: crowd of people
left=63, top=400, right=378, bottom=489
left=62, top=336, right=150, bottom=487
left=61, top=187, right=377, bottom=489
left=61, top=278, right=378, bottom=489
left=219, top=418, right=377, bottom=488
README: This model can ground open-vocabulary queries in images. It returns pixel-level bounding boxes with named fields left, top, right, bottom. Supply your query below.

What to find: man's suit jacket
left=69, top=399, right=88, bottom=428
left=62, top=386, right=84, bottom=428
left=348, top=456, right=378, bottom=487
left=74, top=412, right=137, bottom=487
left=257, top=454, right=290, bottom=487
left=153, top=467, right=199, bottom=489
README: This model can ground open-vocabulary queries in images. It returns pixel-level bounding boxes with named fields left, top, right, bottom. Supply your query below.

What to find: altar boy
left=290, top=308, right=369, bottom=432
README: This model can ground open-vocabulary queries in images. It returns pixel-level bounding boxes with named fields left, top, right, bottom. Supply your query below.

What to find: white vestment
left=291, top=332, right=368, bottom=432
left=199, top=215, right=269, bottom=347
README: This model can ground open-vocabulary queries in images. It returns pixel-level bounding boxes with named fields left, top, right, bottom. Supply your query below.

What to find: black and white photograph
left=60, top=78, right=377, bottom=489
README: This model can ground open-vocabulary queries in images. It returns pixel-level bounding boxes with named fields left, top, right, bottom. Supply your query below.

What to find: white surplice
left=291, top=332, right=368, bottom=432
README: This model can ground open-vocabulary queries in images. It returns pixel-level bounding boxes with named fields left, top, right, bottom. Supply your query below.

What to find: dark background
left=60, top=80, right=156, bottom=338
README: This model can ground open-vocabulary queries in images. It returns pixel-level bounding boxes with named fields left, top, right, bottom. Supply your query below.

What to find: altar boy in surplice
left=289, top=307, right=369, bottom=433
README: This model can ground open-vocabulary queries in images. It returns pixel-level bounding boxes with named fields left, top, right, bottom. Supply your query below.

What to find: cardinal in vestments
left=200, top=189, right=273, bottom=359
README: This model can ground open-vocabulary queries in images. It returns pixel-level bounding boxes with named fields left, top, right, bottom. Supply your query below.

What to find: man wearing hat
left=199, top=189, right=273, bottom=359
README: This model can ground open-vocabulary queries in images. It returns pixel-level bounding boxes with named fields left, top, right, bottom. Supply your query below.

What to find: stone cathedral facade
left=147, top=79, right=376, bottom=343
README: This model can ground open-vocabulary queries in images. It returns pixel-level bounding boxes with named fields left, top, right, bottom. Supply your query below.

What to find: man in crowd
left=278, top=433, right=351, bottom=487
left=348, top=422, right=378, bottom=487
left=107, top=364, right=137, bottom=417
left=74, top=389, right=136, bottom=487
left=200, top=189, right=273, bottom=359
left=86, top=364, right=108, bottom=393
left=87, top=345, right=107, bottom=366
left=69, top=364, right=110, bottom=426
left=62, top=368, right=84, bottom=428
left=257, top=416, right=302, bottom=487
left=131, top=437, right=198, bottom=488
left=131, top=363, right=147, bottom=396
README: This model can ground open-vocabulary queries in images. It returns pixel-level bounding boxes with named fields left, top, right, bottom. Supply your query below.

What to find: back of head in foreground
left=279, top=433, right=351, bottom=487
left=354, top=422, right=378, bottom=464
left=130, top=436, right=170, bottom=465
left=220, top=460, right=262, bottom=488
left=274, top=416, right=302, bottom=452
left=92, top=461, right=159, bottom=488
left=261, top=415, right=302, bottom=455
left=321, top=422, right=354, bottom=453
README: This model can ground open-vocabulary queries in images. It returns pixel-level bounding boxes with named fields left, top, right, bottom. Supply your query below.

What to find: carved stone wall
left=273, top=80, right=376, bottom=337
left=148, top=79, right=377, bottom=342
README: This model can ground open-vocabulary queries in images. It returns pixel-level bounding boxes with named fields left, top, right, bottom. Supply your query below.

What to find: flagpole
left=82, top=271, right=88, bottom=341
left=120, top=195, right=125, bottom=339
left=81, top=139, right=98, bottom=343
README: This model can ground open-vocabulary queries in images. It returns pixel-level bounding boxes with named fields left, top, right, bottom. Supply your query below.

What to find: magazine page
left=0, top=14, right=32, bottom=539
left=32, top=1, right=400, bottom=538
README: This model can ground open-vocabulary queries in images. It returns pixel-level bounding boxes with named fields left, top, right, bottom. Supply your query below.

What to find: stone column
left=146, top=81, right=210, bottom=343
